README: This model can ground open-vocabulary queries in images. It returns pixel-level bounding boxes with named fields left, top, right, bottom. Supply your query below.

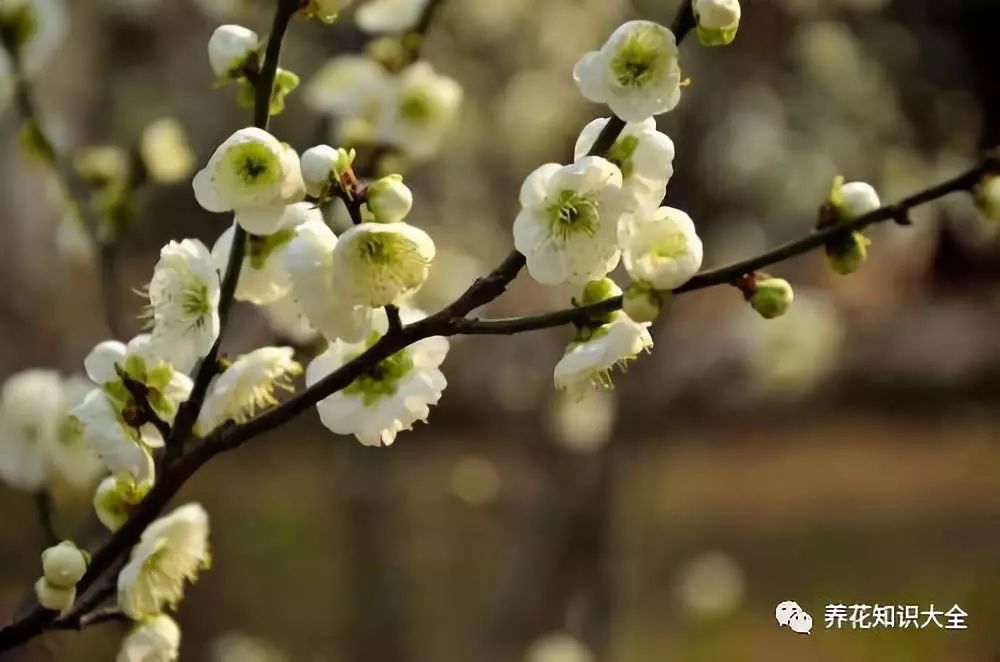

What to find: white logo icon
left=776, top=600, right=812, bottom=635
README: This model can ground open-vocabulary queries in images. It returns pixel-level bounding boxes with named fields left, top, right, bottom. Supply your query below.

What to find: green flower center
left=400, top=89, right=435, bottom=122
left=611, top=25, right=670, bottom=88
left=546, top=190, right=600, bottom=241
left=605, top=135, right=639, bottom=179
left=221, top=142, right=280, bottom=189
left=0, top=3, right=39, bottom=55
left=247, top=228, right=295, bottom=269
left=351, top=231, right=429, bottom=292
left=650, top=232, right=688, bottom=260
left=343, top=348, right=414, bottom=406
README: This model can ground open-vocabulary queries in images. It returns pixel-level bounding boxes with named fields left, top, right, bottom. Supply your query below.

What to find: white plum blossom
left=117, top=614, right=181, bottom=662
left=193, top=127, right=306, bottom=235
left=554, top=311, right=653, bottom=397
left=574, top=21, right=683, bottom=122
left=356, top=0, right=430, bottom=34
left=117, top=503, right=211, bottom=619
left=212, top=202, right=319, bottom=305
left=74, top=336, right=192, bottom=485
left=619, top=206, right=703, bottom=290
left=146, top=239, right=221, bottom=373
left=304, top=55, right=390, bottom=120
left=307, top=309, right=448, bottom=447
left=260, top=294, right=319, bottom=345
left=207, top=24, right=259, bottom=79
left=366, top=174, right=413, bottom=223
left=73, top=390, right=157, bottom=487
left=375, top=62, right=463, bottom=159
left=284, top=217, right=375, bottom=342
left=553, top=280, right=653, bottom=396
left=332, top=221, right=436, bottom=307
left=574, top=117, right=675, bottom=210
left=194, top=347, right=302, bottom=436
left=0, top=0, right=67, bottom=75
left=0, top=370, right=103, bottom=491
left=513, top=157, right=626, bottom=285
left=140, top=118, right=196, bottom=185
left=0, top=369, right=64, bottom=490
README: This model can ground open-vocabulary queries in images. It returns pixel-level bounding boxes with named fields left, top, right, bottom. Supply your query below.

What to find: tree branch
left=452, top=158, right=996, bottom=336
left=4, top=43, right=123, bottom=338
left=170, top=0, right=299, bottom=449
left=34, top=490, right=58, bottom=547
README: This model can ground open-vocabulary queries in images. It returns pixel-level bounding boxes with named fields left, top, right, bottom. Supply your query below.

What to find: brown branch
left=4, top=43, right=123, bottom=338
left=452, top=158, right=995, bottom=336
left=170, top=0, right=299, bottom=450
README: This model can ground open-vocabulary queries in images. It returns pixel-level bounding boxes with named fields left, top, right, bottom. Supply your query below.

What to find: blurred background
left=2, top=0, right=1000, bottom=660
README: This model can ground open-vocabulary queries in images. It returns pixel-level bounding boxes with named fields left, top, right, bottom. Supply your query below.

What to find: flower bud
left=622, top=283, right=664, bottom=324
left=825, top=231, right=870, bottom=276
left=749, top=277, right=794, bottom=320
left=976, top=175, right=1000, bottom=222
left=208, top=24, right=260, bottom=79
left=35, top=578, right=75, bottom=614
left=579, top=278, right=620, bottom=306
left=694, top=0, right=740, bottom=46
left=94, top=475, right=145, bottom=532
left=837, top=181, right=881, bottom=220
left=41, top=541, right=88, bottom=589
left=366, top=175, right=413, bottom=223
left=305, top=0, right=350, bottom=23
left=301, top=145, right=355, bottom=199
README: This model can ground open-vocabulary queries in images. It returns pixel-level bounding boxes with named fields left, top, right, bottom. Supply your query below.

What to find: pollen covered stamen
left=547, top=190, right=600, bottom=241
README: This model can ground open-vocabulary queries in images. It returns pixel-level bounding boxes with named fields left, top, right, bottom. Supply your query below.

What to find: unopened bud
left=749, top=277, right=794, bottom=319
left=366, top=174, right=413, bottom=223
left=622, top=283, right=664, bottom=323
left=208, top=24, right=260, bottom=79
left=825, top=231, right=870, bottom=275
left=301, top=145, right=355, bottom=199
left=41, top=541, right=88, bottom=590
left=694, top=0, right=740, bottom=46
left=35, top=578, right=75, bottom=614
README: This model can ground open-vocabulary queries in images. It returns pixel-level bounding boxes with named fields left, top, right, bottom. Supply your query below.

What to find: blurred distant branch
left=455, top=156, right=1000, bottom=336
left=2, top=44, right=124, bottom=339
left=33, top=490, right=58, bottom=547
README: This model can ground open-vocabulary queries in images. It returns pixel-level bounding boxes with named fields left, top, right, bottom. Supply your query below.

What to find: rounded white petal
left=620, top=206, right=703, bottom=290
left=356, top=0, right=430, bottom=34
left=283, top=219, right=375, bottom=342
left=117, top=614, right=181, bottom=662
left=207, top=24, right=259, bottom=78
left=85, top=341, right=128, bottom=385
left=840, top=181, right=881, bottom=219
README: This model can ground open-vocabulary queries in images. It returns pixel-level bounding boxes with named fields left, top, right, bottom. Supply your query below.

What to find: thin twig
left=4, top=41, right=123, bottom=339
left=170, top=0, right=299, bottom=450
left=451, top=159, right=995, bottom=336
left=34, top=490, right=58, bottom=547
left=51, top=606, right=128, bottom=632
